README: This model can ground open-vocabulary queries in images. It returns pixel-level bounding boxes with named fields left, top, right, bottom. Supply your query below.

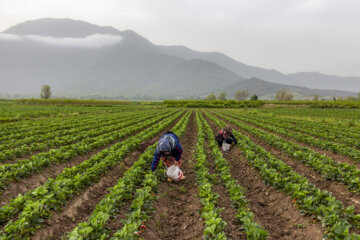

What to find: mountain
left=286, top=72, right=360, bottom=92
left=0, top=18, right=357, bottom=99
left=4, top=18, right=122, bottom=38
left=159, top=45, right=360, bottom=92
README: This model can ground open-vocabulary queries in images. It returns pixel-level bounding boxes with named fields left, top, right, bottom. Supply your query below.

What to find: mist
left=0, top=33, right=123, bottom=48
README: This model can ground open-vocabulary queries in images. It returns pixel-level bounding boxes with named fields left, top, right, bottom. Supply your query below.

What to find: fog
left=1, top=0, right=360, bottom=75
left=0, top=33, right=123, bottom=48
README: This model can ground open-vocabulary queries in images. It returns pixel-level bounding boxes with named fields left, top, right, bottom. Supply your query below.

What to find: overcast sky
left=1, top=0, right=360, bottom=76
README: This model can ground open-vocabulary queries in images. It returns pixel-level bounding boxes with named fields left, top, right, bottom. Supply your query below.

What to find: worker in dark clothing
left=151, top=131, right=185, bottom=181
left=215, top=125, right=237, bottom=148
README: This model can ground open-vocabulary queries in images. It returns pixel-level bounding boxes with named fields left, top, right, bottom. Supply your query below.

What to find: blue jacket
left=151, top=132, right=183, bottom=171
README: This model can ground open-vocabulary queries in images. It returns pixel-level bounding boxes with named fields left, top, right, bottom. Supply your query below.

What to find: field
left=1, top=101, right=360, bottom=239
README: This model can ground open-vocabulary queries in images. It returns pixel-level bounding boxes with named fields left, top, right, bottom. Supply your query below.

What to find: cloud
left=0, top=33, right=123, bottom=48
left=0, top=33, right=21, bottom=40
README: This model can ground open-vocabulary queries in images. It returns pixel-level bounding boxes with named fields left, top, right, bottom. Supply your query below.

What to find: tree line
left=39, top=85, right=360, bottom=101
left=206, top=89, right=294, bottom=101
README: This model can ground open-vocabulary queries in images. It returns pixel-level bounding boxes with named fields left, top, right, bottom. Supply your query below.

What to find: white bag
left=222, top=142, right=231, bottom=151
left=166, top=165, right=183, bottom=182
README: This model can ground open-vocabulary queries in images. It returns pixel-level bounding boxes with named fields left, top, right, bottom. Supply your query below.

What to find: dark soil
left=228, top=118, right=360, bottom=214
left=204, top=112, right=324, bottom=240
left=1, top=113, right=180, bottom=207
left=0, top=150, right=44, bottom=165
left=142, top=112, right=204, bottom=240
left=105, top=200, right=133, bottom=236
left=0, top=142, right=120, bottom=208
left=32, top=152, right=137, bottom=240
left=31, top=114, right=184, bottom=240
left=204, top=141, right=247, bottom=240
left=237, top=117, right=360, bottom=169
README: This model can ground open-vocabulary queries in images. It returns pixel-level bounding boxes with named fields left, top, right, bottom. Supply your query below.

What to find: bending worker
left=215, top=125, right=237, bottom=149
left=151, top=131, right=185, bottom=181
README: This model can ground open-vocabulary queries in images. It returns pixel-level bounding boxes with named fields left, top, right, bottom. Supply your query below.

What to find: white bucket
left=166, top=165, right=183, bottom=182
left=222, top=142, right=231, bottom=151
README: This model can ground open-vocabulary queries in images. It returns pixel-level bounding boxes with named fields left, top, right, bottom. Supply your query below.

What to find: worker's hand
left=173, top=161, right=180, bottom=167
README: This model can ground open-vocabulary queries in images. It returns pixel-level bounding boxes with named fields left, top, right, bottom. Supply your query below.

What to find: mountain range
left=0, top=18, right=358, bottom=99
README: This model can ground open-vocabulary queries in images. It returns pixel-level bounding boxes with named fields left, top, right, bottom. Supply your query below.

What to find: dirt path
left=0, top=150, right=44, bottom=165
left=0, top=142, right=119, bottom=207
left=31, top=114, right=184, bottom=240
left=204, top=113, right=324, bottom=240
left=32, top=151, right=139, bottom=240
left=142, top=112, right=204, bottom=240
left=225, top=118, right=360, bottom=213
left=1, top=114, right=178, bottom=207
left=204, top=142, right=246, bottom=239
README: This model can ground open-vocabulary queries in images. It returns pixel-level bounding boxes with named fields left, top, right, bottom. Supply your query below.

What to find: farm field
left=1, top=102, right=360, bottom=239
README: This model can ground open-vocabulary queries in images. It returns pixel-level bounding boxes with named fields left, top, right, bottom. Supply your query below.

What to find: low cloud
left=0, top=33, right=21, bottom=41
left=0, top=33, right=123, bottom=48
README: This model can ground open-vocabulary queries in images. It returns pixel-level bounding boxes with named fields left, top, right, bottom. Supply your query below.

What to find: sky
left=1, top=0, right=360, bottom=76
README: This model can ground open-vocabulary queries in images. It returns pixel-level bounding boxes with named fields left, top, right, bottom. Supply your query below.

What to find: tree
left=346, top=96, right=357, bottom=101
left=218, top=92, right=227, bottom=100
left=274, top=89, right=293, bottom=101
left=234, top=90, right=248, bottom=101
left=313, top=94, right=320, bottom=101
left=358, top=92, right=360, bottom=100
left=206, top=92, right=216, bottom=100
left=250, top=94, right=258, bottom=101
left=40, top=85, right=51, bottom=100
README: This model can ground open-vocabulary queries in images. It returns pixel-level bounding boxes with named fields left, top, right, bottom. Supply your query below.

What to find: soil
left=32, top=152, right=136, bottom=240
left=0, top=142, right=120, bottom=207
left=1, top=113, right=181, bottom=207
left=31, top=113, right=184, bottom=240
left=0, top=150, right=44, bottom=165
left=203, top=112, right=324, bottom=240
left=105, top=200, right=133, bottom=236
left=6, top=109, right=358, bottom=239
left=204, top=141, right=247, bottom=239
left=245, top=127, right=360, bottom=211
left=142, top=112, right=204, bottom=240
left=237, top=116, right=360, bottom=169
left=224, top=117, right=360, bottom=214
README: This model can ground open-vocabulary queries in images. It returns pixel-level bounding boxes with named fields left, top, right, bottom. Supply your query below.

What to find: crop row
left=0, top=110, right=177, bottom=193
left=212, top=110, right=360, bottom=194
left=0, top=104, right=151, bottom=137
left=194, top=111, right=227, bottom=239
left=223, top=110, right=360, bottom=162
left=0, top=109, right=150, bottom=145
left=246, top=108, right=360, bottom=129
left=0, top=110, right=183, bottom=225
left=228, top=109, right=360, bottom=149
left=0, top=104, right=102, bottom=123
left=0, top=110, right=186, bottom=239
left=67, top=110, right=191, bottom=239
left=0, top=108, right=108, bottom=136
left=242, top=108, right=360, bottom=136
left=199, top=111, right=268, bottom=239
left=205, top=111, right=360, bottom=239
left=0, top=110, right=162, bottom=160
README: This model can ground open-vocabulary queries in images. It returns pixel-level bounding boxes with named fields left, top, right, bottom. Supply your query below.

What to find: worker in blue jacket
left=151, top=131, right=185, bottom=181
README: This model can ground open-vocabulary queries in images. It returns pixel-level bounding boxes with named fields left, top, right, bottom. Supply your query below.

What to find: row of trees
left=39, top=85, right=360, bottom=102
left=206, top=90, right=259, bottom=101
left=206, top=89, right=360, bottom=101
left=206, top=89, right=296, bottom=101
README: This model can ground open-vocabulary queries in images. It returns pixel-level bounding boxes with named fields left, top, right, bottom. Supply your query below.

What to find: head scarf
left=157, top=135, right=176, bottom=153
